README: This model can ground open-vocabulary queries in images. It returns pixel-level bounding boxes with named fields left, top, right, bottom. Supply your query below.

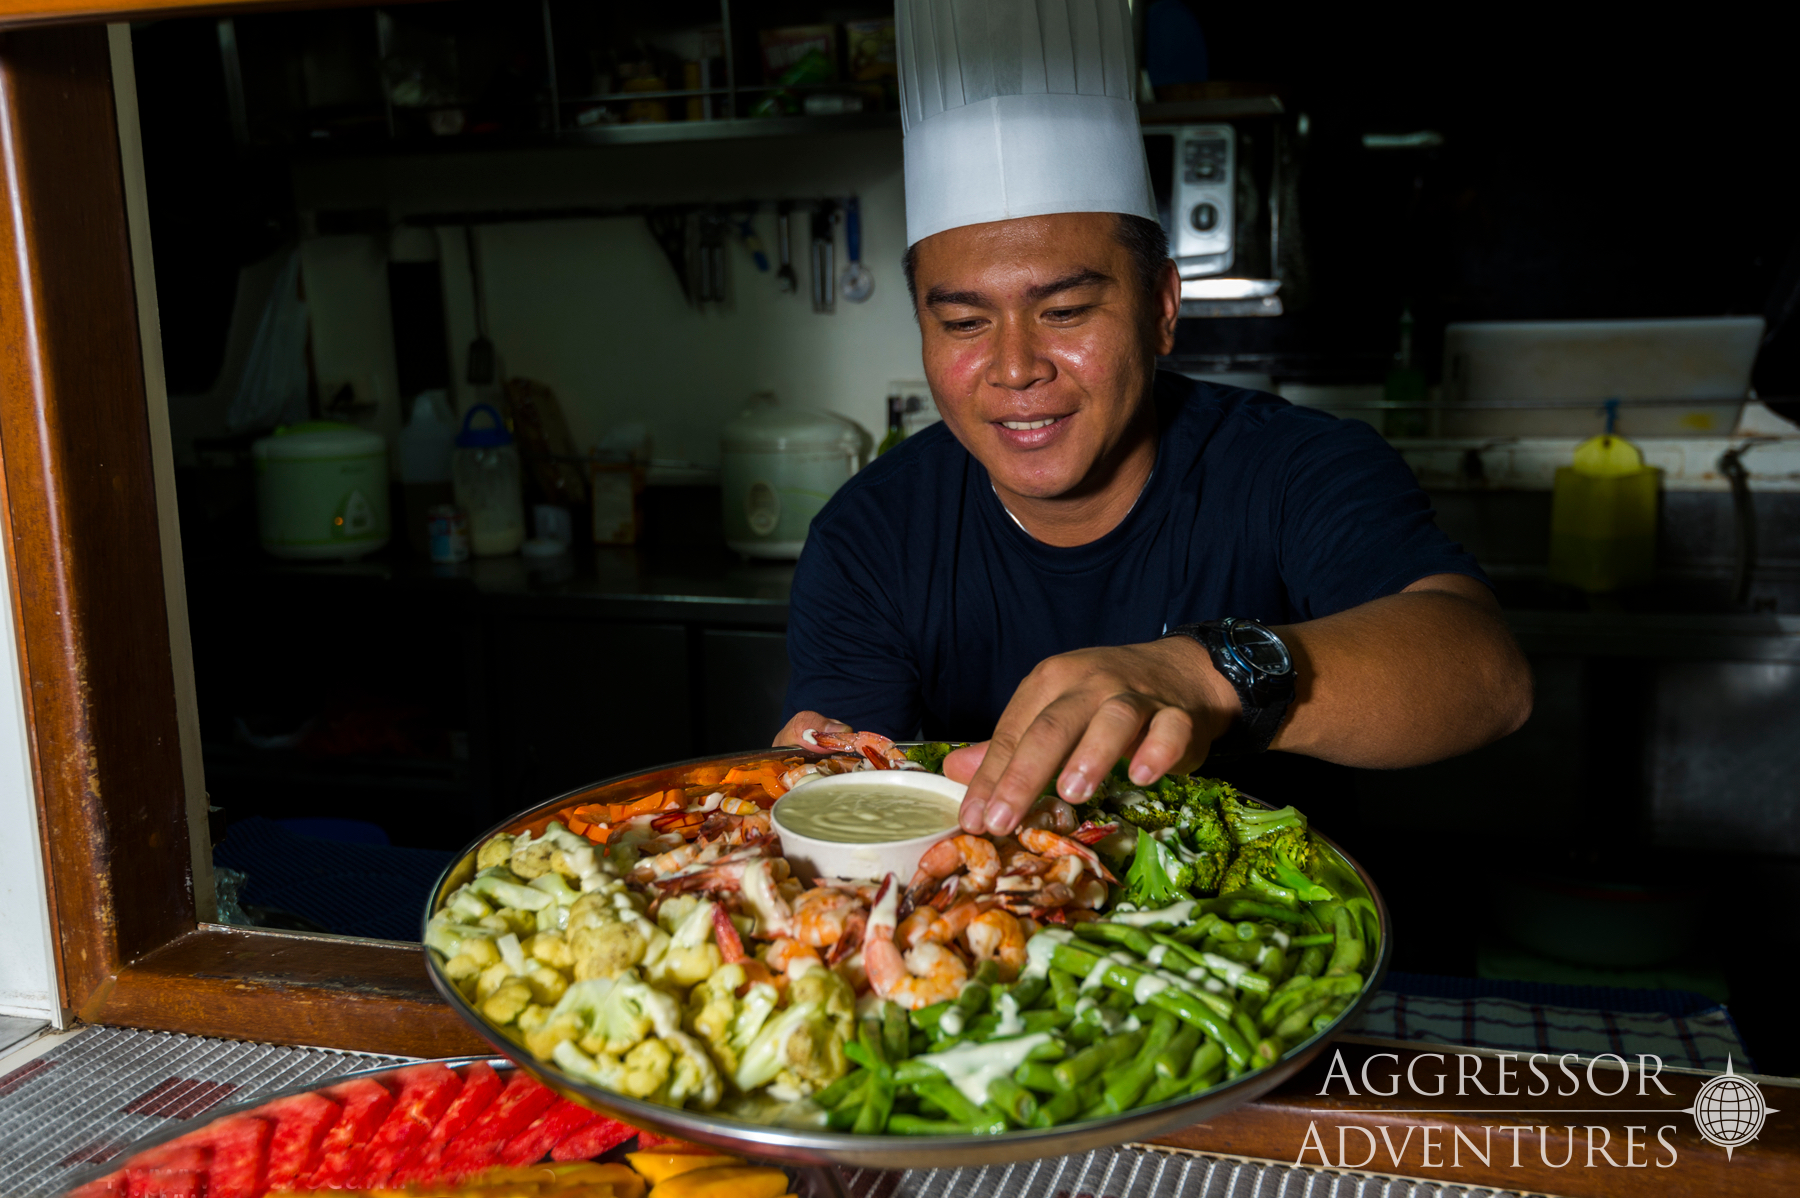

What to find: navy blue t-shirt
left=783, top=373, right=1484, bottom=740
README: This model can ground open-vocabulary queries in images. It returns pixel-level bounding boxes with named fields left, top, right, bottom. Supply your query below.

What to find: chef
left=776, top=0, right=1531, bottom=836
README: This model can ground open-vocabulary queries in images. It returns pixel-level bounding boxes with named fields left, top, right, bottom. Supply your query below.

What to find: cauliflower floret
left=523, top=963, right=569, bottom=1006
left=510, top=839, right=555, bottom=880
left=550, top=845, right=596, bottom=881
left=571, top=921, right=647, bottom=980
left=787, top=963, right=857, bottom=1043
left=523, top=931, right=574, bottom=971
left=646, top=898, right=722, bottom=989
left=567, top=891, right=619, bottom=933
left=479, top=908, right=538, bottom=938
left=734, top=1000, right=849, bottom=1096
left=663, top=1030, right=723, bottom=1109
left=476, top=834, right=515, bottom=871
left=525, top=1011, right=584, bottom=1060
left=475, top=960, right=515, bottom=1003
left=482, top=978, right=532, bottom=1025
left=621, top=1038, right=673, bottom=1098
left=683, top=963, right=781, bottom=1081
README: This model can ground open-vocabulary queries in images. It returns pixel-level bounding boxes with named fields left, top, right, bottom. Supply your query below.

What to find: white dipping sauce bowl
left=771, top=770, right=968, bottom=885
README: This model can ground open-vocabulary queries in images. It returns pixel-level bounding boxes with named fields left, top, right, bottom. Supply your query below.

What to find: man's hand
left=773, top=710, right=850, bottom=748
left=955, top=638, right=1237, bottom=836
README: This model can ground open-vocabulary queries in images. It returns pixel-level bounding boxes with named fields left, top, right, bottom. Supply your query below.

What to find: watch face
left=1227, top=621, right=1292, bottom=676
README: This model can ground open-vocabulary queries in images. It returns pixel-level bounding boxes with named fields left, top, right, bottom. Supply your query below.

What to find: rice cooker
left=252, top=421, right=391, bottom=560
left=720, top=393, right=868, bottom=559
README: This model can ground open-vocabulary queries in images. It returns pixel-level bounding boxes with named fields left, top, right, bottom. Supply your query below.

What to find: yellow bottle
left=1547, top=432, right=1659, bottom=592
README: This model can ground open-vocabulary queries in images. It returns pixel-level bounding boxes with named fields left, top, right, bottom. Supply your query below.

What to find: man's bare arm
left=952, top=574, right=1533, bottom=835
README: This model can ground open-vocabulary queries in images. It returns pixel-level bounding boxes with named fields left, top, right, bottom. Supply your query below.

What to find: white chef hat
left=898, top=0, right=1159, bottom=247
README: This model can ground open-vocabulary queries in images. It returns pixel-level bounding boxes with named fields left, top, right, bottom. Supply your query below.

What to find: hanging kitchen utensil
left=839, top=195, right=874, bottom=303
left=644, top=208, right=693, bottom=304
left=735, top=213, right=770, bottom=272
left=811, top=200, right=837, bottom=314
left=697, top=210, right=728, bottom=305
left=464, top=225, right=496, bottom=386
left=775, top=201, right=797, bottom=293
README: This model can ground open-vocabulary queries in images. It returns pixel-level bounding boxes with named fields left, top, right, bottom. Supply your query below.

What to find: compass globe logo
left=1685, top=1056, right=1778, bottom=1160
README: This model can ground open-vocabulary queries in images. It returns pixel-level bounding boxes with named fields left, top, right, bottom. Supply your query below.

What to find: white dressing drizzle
left=917, top=1033, right=1051, bottom=1106
left=1132, top=972, right=1169, bottom=1004
left=1022, top=928, right=1073, bottom=980
left=940, top=1007, right=966, bottom=1037
left=1111, top=900, right=1198, bottom=928
left=1145, top=943, right=1170, bottom=968
left=994, top=991, right=1025, bottom=1037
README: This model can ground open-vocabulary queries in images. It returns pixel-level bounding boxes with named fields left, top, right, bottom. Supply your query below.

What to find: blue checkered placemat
left=212, top=817, right=455, bottom=941
left=1347, top=973, right=1751, bottom=1071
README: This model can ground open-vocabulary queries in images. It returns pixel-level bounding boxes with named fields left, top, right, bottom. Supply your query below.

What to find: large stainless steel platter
left=424, top=748, right=1391, bottom=1170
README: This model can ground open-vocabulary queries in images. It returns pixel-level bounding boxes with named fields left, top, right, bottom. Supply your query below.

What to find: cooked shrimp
left=790, top=887, right=865, bottom=948
left=1018, top=794, right=1078, bottom=834
left=764, top=938, right=823, bottom=975
left=898, top=905, right=949, bottom=948
left=864, top=875, right=969, bottom=1010
left=966, top=909, right=1028, bottom=981
left=908, top=834, right=1001, bottom=902
left=1000, top=847, right=1052, bottom=878
left=1016, top=827, right=1117, bottom=883
left=804, top=728, right=918, bottom=771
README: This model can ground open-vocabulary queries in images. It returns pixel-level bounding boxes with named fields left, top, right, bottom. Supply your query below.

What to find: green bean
left=1049, top=967, right=1081, bottom=1013
left=1252, top=1038, right=1281, bottom=1068
left=1327, top=906, right=1365, bottom=975
left=1172, top=912, right=1233, bottom=942
left=892, top=1059, right=946, bottom=1086
left=853, top=1075, right=895, bottom=1134
left=1014, top=1061, right=1064, bottom=1093
left=1220, top=899, right=1309, bottom=926
left=1312, top=996, right=1352, bottom=1036
left=1188, top=1066, right=1224, bottom=1094
left=826, top=1103, right=861, bottom=1131
left=1274, top=998, right=1329, bottom=1041
left=1296, top=945, right=1327, bottom=977
left=1154, top=1024, right=1202, bottom=1078
left=814, top=1068, right=867, bottom=1109
left=1003, top=974, right=1049, bottom=1011
left=1102, top=985, right=1135, bottom=1011
left=912, top=1000, right=953, bottom=1033
left=1202, top=937, right=1263, bottom=964
left=844, top=1040, right=885, bottom=1075
left=1075, top=921, right=1159, bottom=957
left=1148, top=933, right=1210, bottom=973
left=1256, top=944, right=1288, bottom=984
left=1051, top=943, right=1251, bottom=1069
left=910, top=1029, right=930, bottom=1055
left=1140, top=1072, right=1187, bottom=1105
left=1288, top=931, right=1334, bottom=947
left=987, top=1075, right=1038, bottom=1124
left=883, top=1001, right=911, bottom=1062
left=913, top=1079, right=1008, bottom=1134
left=1234, top=920, right=1262, bottom=941
left=1064, top=1019, right=1099, bottom=1047
left=934, top=1006, right=1071, bottom=1048
left=1052, top=1027, right=1145, bottom=1089
left=888, top=1113, right=969, bottom=1135
left=859, top=1018, right=888, bottom=1067
left=1101, top=1010, right=1178, bottom=1113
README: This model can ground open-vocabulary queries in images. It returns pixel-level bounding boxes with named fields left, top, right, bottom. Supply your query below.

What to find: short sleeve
left=1273, top=415, right=1487, bottom=618
left=782, top=518, right=925, bottom=739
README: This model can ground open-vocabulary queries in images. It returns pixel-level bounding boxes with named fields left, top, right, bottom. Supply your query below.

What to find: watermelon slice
left=296, top=1076, right=395, bottom=1189
left=163, top=1114, right=270, bottom=1198
left=497, top=1098, right=602, bottom=1167
left=550, top=1114, right=640, bottom=1162
left=123, top=1145, right=209, bottom=1198
left=63, top=1178, right=124, bottom=1198
left=634, top=1130, right=711, bottom=1153
left=438, top=1071, right=557, bottom=1177
left=354, top=1062, right=464, bottom=1188
left=391, top=1061, right=503, bottom=1184
left=258, top=1091, right=342, bottom=1191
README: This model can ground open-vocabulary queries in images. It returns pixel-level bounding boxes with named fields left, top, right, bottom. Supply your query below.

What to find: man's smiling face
left=911, top=212, right=1177, bottom=503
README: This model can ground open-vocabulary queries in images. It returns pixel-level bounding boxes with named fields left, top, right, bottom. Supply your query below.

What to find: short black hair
left=902, top=212, right=1170, bottom=309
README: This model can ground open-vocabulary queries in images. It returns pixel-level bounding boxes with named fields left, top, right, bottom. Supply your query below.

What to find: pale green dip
left=775, top=784, right=961, bottom=844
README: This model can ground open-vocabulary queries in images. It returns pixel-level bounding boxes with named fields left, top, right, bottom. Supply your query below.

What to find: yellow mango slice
left=551, top=1163, right=645, bottom=1198
left=646, top=1166, right=789, bottom=1198
left=625, top=1152, right=743, bottom=1185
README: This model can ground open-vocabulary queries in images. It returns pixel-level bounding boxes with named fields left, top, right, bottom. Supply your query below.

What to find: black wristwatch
left=1163, top=618, right=1295, bottom=756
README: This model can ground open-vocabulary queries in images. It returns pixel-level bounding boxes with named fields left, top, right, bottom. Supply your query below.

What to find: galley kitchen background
left=120, top=2, right=1800, bottom=1071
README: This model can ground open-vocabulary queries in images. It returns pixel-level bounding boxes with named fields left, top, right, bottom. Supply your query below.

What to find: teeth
left=1001, top=417, right=1060, bottom=431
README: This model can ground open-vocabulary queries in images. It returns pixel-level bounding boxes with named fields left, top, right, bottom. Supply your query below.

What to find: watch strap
left=1165, top=620, right=1295, bottom=757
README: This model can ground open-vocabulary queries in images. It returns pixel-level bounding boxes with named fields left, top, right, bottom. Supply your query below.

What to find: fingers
left=973, top=693, right=1098, bottom=835
left=772, top=711, right=849, bottom=748
left=959, top=679, right=1055, bottom=832
left=943, top=741, right=987, bottom=784
left=1127, top=705, right=1198, bottom=784
left=1056, top=692, right=1155, bottom=803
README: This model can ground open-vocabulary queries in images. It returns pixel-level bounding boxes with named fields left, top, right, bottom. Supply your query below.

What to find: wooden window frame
left=0, top=13, right=483, bottom=1058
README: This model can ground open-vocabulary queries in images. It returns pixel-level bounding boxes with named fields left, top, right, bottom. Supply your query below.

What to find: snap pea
left=889, top=1114, right=969, bottom=1135
left=1053, top=1027, right=1145, bottom=1089
left=987, top=1075, right=1038, bottom=1125
left=1296, top=945, right=1327, bottom=977
left=844, top=1039, right=884, bottom=1075
left=859, top=1017, right=889, bottom=1068
left=883, top=1001, right=911, bottom=1062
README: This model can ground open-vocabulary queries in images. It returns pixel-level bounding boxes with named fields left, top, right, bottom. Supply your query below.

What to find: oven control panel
left=1166, top=124, right=1235, bottom=277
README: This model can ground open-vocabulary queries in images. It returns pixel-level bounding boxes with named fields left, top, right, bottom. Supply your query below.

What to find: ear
left=1151, top=259, right=1180, bottom=355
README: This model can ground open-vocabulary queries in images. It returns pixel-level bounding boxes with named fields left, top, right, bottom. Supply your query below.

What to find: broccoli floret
left=1216, top=798, right=1332, bottom=901
left=1123, top=825, right=1196, bottom=909
left=903, top=743, right=962, bottom=773
left=1152, top=827, right=1227, bottom=893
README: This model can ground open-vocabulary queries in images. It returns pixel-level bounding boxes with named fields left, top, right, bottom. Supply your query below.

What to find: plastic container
left=399, top=389, right=455, bottom=483
left=452, top=404, right=525, bottom=557
left=1547, top=432, right=1659, bottom=592
left=251, top=421, right=389, bottom=560
left=719, top=392, right=868, bottom=559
